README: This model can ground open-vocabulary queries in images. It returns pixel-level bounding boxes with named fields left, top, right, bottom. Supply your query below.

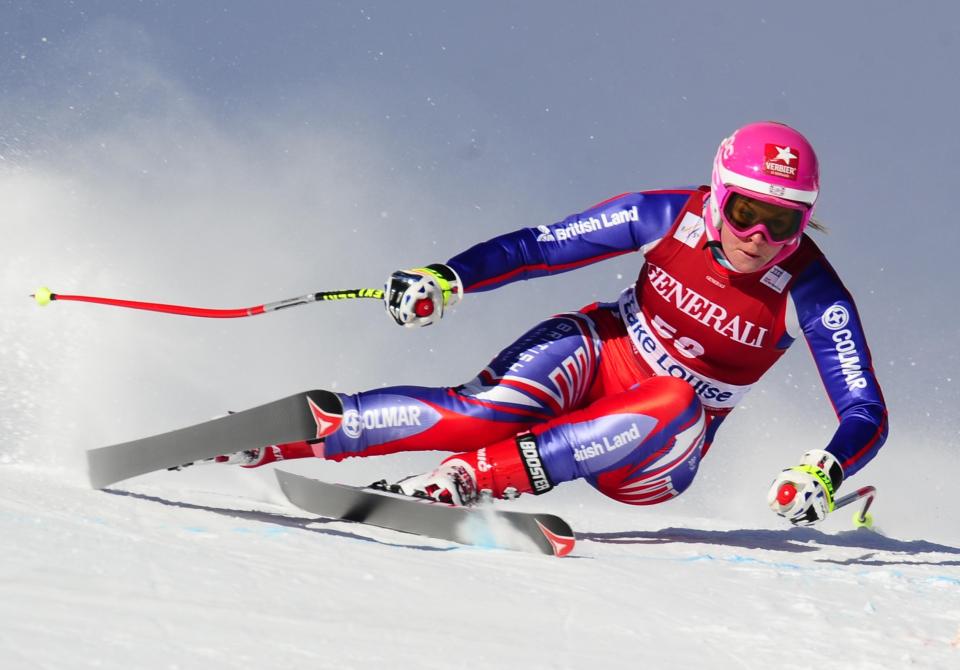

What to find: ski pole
left=29, top=285, right=391, bottom=319
left=776, top=482, right=877, bottom=528
left=832, top=484, right=877, bottom=528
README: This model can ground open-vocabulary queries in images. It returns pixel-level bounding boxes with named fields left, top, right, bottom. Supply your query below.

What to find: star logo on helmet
left=764, top=144, right=799, bottom=180
left=774, top=146, right=797, bottom=165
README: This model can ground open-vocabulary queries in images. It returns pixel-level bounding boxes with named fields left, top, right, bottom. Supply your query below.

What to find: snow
left=2, top=462, right=958, bottom=669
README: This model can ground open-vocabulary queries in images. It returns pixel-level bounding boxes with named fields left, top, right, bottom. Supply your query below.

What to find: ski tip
left=275, top=468, right=298, bottom=490
left=86, top=453, right=112, bottom=490
left=275, top=469, right=309, bottom=506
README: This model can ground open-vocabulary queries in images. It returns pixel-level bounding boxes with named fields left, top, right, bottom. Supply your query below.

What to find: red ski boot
left=393, top=432, right=545, bottom=506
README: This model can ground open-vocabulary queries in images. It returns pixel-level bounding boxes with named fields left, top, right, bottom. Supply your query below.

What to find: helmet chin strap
left=703, top=200, right=739, bottom=272
left=708, top=242, right=737, bottom=271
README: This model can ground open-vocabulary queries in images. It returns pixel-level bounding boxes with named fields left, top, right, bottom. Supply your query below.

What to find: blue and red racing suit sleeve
left=446, top=190, right=698, bottom=292
left=788, top=257, right=889, bottom=478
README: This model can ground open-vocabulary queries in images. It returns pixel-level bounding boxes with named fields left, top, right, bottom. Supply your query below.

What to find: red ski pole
left=30, top=286, right=389, bottom=319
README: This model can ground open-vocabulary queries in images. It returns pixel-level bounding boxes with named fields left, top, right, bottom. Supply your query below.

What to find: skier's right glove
left=767, top=449, right=845, bottom=526
left=385, top=263, right=463, bottom=327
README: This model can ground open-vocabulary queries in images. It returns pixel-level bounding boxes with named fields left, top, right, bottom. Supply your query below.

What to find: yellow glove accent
left=789, top=464, right=836, bottom=512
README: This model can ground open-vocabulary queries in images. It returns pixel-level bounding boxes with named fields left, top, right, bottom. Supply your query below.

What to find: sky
left=2, top=1, right=959, bottom=540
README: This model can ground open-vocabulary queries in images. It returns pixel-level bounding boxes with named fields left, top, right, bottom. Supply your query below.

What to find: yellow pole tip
left=33, top=287, right=53, bottom=306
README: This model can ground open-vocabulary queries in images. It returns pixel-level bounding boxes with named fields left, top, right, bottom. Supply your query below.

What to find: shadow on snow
left=103, top=488, right=456, bottom=553
left=580, top=526, right=960, bottom=567
left=101, top=489, right=960, bottom=566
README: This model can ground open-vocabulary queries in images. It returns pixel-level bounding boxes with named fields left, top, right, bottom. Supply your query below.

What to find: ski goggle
left=720, top=187, right=811, bottom=246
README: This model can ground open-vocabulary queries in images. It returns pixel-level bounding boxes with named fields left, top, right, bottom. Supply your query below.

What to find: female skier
left=231, top=121, right=888, bottom=527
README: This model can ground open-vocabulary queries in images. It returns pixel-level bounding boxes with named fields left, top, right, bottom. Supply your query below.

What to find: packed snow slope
left=2, top=458, right=958, bottom=670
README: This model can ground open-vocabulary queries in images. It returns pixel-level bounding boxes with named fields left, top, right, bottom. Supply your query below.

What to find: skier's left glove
left=767, top=449, right=844, bottom=526
left=385, top=263, right=463, bottom=327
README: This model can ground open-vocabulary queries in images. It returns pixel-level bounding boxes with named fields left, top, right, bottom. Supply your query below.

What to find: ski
left=275, top=470, right=576, bottom=557
left=86, top=390, right=343, bottom=489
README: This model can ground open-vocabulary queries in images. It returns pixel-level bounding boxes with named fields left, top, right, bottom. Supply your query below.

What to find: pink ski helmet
left=705, top=121, right=820, bottom=271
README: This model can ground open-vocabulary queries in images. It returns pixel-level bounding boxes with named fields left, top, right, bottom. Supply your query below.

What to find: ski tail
left=87, top=390, right=343, bottom=489
left=534, top=518, right=577, bottom=557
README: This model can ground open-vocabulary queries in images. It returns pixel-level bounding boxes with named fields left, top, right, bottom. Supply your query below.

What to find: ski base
left=86, top=390, right=343, bottom=489
left=276, top=470, right=576, bottom=557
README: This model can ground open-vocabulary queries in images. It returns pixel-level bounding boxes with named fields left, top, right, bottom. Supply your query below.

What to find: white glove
left=385, top=264, right=463, bottom=327
left=767, top=449, right=844, bottom=526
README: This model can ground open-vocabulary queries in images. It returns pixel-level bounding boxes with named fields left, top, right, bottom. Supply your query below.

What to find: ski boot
left=382, top=432, right=546, bottom=506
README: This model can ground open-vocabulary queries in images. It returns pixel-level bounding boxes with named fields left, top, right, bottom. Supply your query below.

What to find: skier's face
left=719, top=222, right=779, bottom=273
